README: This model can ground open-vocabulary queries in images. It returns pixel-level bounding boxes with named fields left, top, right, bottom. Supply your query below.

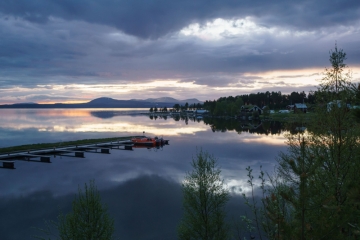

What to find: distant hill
left=12, top=102, right=38, bottom=105
left=145, top=97, right=202, bottom=104
left=130, top=97, right=202, bottom=104
left=88, top=97, right=121, bottom=104
left=0, top=97, right=203, bottom=108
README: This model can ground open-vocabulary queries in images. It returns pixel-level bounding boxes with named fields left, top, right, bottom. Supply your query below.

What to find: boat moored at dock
left=131, top=136, right=169, bottom=146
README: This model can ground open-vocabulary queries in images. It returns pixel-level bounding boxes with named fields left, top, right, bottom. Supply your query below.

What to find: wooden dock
left=0, top=140, right=134, bottom=169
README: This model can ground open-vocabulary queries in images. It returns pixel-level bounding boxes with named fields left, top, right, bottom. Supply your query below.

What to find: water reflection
left=148, top=114, right=285, bottom=135
left=0, top=109, right=208, bottom=148
left=0, top=109, right=288, bottom=239
left=89, top=109, right=149, bottom=119
left=148, top=114, right=311, bottom=137
left=0, top=109, right=288, bottom=191
left=0, top=175, right=251, bottom=240
left=133, top=144, right=168, bottom=151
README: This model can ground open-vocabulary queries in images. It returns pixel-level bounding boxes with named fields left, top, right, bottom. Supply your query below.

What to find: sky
left=0, top=0, right=360, bottom=104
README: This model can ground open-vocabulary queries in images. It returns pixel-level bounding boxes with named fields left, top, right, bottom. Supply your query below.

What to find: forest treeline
left=150, top=85, right=360, bottom=117
left=160, top=91, right=314, bottom=116
left=167, top=86, right=360, bottom=117
left=202, top=91, right=311, bottom=116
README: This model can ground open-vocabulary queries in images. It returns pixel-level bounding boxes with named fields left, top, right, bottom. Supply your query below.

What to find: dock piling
left=125, top=145, right=133, bottom=150
left=74, top=152, right=84, bottom=158
left=3, top=161, right=15, bottom=169
left=101, top=149, right=110, bottom=154
left=40, top=156, right=51, bottom=163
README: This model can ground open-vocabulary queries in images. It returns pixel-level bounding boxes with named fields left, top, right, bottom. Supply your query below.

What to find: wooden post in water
left=3, top=161, right=15, bottom=169
left=101, top=149, right=110, bottom=154
left=75, top=152, right=84, bottom=158
left=40, top=156, right=51, bottom=163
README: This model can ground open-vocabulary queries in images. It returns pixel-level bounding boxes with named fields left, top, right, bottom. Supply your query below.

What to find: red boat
left=131, top=136, right=168, bottom=146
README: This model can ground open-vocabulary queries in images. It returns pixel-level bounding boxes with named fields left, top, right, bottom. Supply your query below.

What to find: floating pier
left=0, top=140, right=134, bottom=169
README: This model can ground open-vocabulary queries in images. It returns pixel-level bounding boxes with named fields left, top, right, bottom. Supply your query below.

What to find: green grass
left=0, top=136, right=142, bottom=154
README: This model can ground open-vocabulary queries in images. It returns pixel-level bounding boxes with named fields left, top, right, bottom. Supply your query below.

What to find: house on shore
left=294, top=103, right=307, bottom=113
left=286, top=105, right=295, bottom=111
left=327, top=100, right=351, bottom=112
left=195, top=109, right=209, bottom=115
left=240, top=105, right=263, bottom=115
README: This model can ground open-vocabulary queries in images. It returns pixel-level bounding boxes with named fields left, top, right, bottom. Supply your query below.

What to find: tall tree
left=178, top=150, right=230, bottom=240
left=307, top=44, right=360, bottom=238
left=268, top=133, right=321, bottom=239
left=173, top=103, right=181, bottom=112
left=36, top=180, right=114, bottom=240
left=252, top=44, right=360, bottom=239
left=322, top=43, right=351, bottom=95
left=185, top=102, right=189, bottom=110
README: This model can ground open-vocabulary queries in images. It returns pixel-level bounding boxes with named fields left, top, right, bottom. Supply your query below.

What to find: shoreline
left=142, top=111, right=314, bottom=123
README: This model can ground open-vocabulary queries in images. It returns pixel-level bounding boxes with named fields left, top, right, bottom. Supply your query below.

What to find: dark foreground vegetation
left=233, top=45, right=360, bottom=239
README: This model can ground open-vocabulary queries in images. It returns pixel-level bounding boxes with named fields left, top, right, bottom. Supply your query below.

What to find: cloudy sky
left=0, top=0, right=360, bottom=104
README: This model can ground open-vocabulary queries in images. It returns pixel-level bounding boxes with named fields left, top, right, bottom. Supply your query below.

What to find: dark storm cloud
left=0, top=0, right=359, bottom=102
left=0, top=0, right=360, bottom=39
left=0, top=17, right=126, bottom=87
left=0, top=10, right=358, bottom=88
left=143, top=39, right=338, bottom=76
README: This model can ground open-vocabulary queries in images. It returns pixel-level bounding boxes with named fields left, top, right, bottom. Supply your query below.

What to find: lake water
left=0, top=109, right=288, bottom=239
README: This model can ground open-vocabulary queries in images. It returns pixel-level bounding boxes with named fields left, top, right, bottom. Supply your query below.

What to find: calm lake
left=0, top=109, right=288, bottom=239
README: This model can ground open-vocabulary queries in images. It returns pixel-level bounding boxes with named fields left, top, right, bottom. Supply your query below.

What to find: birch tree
left=178, top=150, right=230, bottom=240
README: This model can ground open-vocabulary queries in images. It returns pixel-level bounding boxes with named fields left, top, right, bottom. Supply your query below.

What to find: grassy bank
left=0, top=136, right=141, bottom=154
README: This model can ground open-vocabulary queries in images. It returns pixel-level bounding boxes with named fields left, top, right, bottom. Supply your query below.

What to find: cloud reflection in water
left=0, top=108, right=288, bottom=239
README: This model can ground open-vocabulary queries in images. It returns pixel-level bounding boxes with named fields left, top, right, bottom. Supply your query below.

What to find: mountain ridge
left=0, top=97, right=203, bottom=108
left=129, top=97, right=202, bottom=104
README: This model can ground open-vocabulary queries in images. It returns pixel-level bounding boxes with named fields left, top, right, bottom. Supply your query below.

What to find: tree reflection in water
left=148, top=115, right=287, bottom=135
left=147, top=114, right=314, bottom=136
